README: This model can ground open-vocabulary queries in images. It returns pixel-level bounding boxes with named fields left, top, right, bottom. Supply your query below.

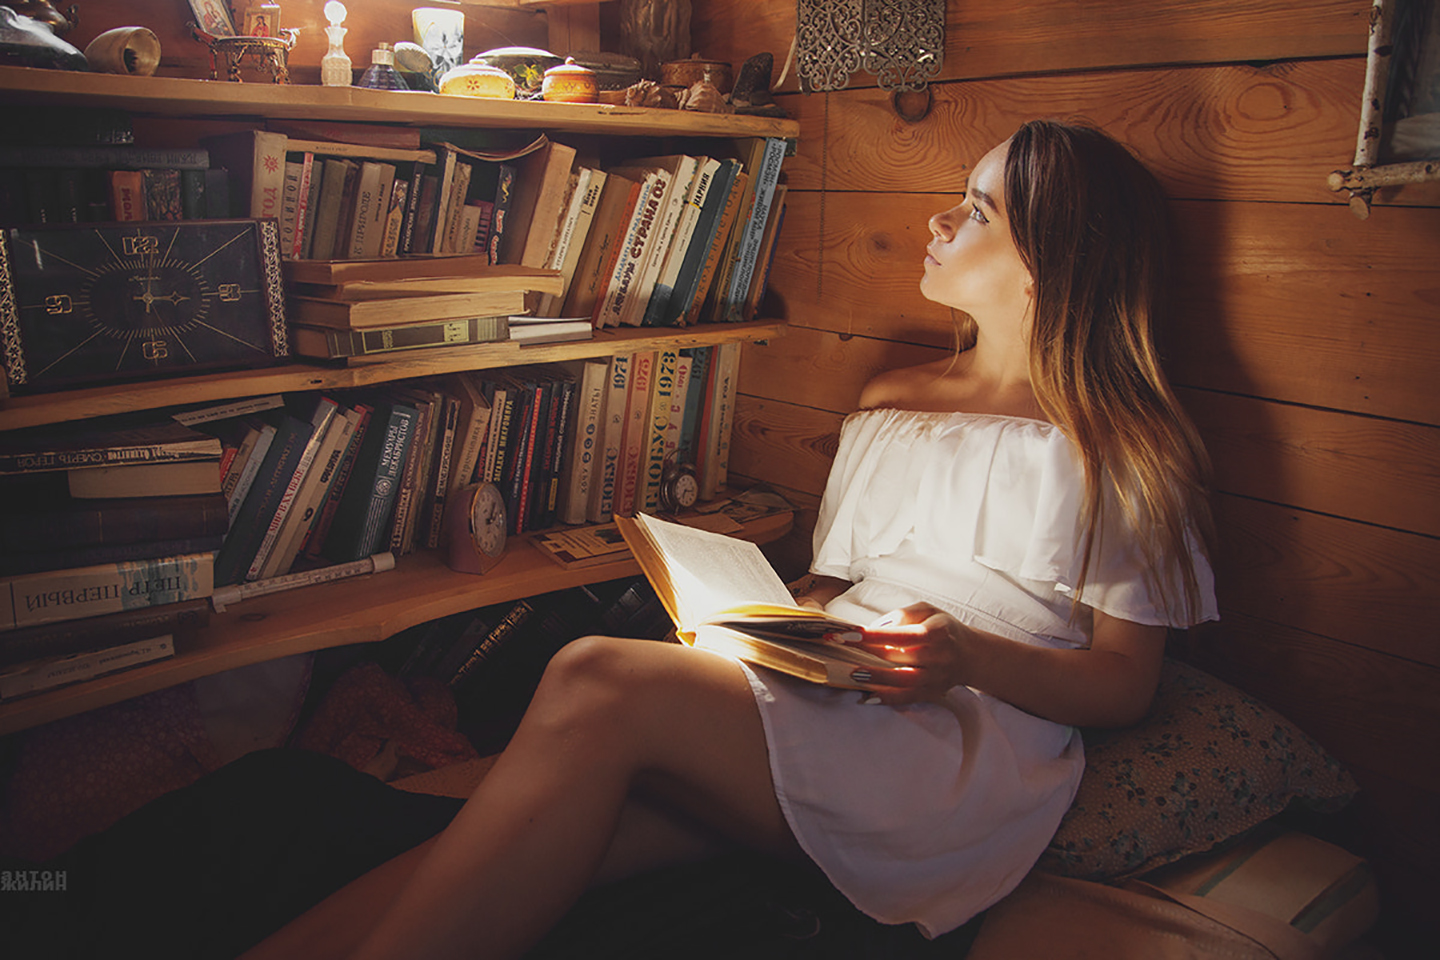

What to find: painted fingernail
left=861, top=694, right=883, bottom=706
left=850, top=669, right=872, bottom=684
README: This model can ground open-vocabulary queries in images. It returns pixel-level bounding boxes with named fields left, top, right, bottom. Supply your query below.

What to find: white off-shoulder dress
left=740, top=408, right=1218, bottom=936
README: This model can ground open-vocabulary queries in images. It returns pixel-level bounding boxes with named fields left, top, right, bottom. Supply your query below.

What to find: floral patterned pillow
left=1039, top=659, right=1356, bottom=880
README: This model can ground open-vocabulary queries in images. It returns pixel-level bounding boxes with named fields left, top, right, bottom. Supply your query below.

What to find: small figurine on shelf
left=358, top=41, right=405, bottom=90
left=320, top=1, right=351, bottom=87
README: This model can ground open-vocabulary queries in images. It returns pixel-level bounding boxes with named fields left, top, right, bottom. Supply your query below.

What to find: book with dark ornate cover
left=321, top=400, right=419, bottom=563
left=614, top=513, right=884, bottom=689
left=0, top=414, right=223, bottom=475
left=212, top=413, right=315, bottom=586
left=447, top=598, right=535, bottom=689
left=0, top=551, right=215, bottom=631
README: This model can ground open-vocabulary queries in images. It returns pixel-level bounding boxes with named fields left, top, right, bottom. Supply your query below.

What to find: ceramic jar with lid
left=542, top=58, right=598, bottom=103
left=438, top=58, right=516, bottom=99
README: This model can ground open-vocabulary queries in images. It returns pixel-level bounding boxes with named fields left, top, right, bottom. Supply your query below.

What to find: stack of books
left=282, top=256, right=564, bottom=361
left=0, top=143, right=225, bottom=225
left=0, top=412, right=229, bottom=700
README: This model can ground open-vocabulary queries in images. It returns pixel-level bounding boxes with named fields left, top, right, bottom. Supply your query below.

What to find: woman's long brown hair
left=1004, top=120, right=1216, bottom=622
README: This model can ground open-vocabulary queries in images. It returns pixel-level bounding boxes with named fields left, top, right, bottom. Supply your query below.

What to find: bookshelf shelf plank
left=0, top=321, right=785, bottom=431
left=0, top=510, right=793, bottom=736
left=0, top=66, right=800, bottom=140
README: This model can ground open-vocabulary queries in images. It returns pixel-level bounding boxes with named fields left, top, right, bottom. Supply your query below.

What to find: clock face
left=468, top=482, right=507, bottom=558
left=0, top=219, right=288, bottom=392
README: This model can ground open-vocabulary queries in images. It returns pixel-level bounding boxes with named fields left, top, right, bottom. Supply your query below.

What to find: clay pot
left=84, top=26, right=161, bottom=76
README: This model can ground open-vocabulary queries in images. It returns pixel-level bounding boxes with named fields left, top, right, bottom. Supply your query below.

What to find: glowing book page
left=633, top=512, right=795, bottom=629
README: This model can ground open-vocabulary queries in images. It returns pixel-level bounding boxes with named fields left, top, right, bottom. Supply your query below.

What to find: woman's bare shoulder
left=857, top=357, right=959, bottom=410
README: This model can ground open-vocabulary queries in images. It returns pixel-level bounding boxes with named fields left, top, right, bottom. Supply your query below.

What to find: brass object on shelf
left=192, top=26, right=298, bottom=84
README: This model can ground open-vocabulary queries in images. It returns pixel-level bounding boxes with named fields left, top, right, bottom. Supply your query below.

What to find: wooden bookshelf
left=0, top=320, right=784, bottom=432
left=0, top=66, right=800, bottom=140
left=0, top=509, right=793, bottom=735
left=0, top=60, right=796, bottom=735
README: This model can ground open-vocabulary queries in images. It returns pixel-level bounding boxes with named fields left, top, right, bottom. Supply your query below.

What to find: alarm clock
left=441, top=482, right=509, bottom=574
left=658, top=457, right=699, bottom=514
left=0, top=219, right=288, bottom=393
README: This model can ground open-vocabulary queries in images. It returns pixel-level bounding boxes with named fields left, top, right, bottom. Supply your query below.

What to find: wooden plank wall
left=696, top=0, right=1438, bottom=952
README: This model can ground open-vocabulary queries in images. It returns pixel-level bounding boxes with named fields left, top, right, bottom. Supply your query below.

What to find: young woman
left=245, top=120, right=1217, bottom=959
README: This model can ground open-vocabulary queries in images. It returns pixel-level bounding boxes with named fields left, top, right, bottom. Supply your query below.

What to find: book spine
left=667, top=354, right=693, bottom=468
left=597, top=172, right=667, bottom=328
left=247, top=400, right=338, bottom=580
left=308, top=158, right=350, bottom=263
left=0, top=635, right=176, bottom=701
left=507, top=381, right=544, bottom=535
left=559, top=360, right=606, bottom=525
left=702, top=342, right=741, bottom=498
left=423, top=395, right=461, bottom=549
left=616, top=352, right=654, bottom=517
left=388, top=394, right=435, bottom=555
left=0, top=145, right=210, bottom=169
left=590, top=353, right=631, bottom=522
left=487, top=163, right=516, bottom=265
left=142, top=168, right=182, bottom=221
left=446, top=374, right=491, bottom=495
left=1, top=492, right=229, bottom=552
left=298, top=157, right=324, bottom=258
left=355, top=404, right=418, bottom=560
left=280, top=159, right=305, bottom=257
left=251, top=131, right=289, bottom=223
left=646, top=159, right=718, bottom=327
left=381, top=176, right=408, bottom=258
left=0, top=535, right=225, bottom=578
left=0, top=600, right=208, bottom=669
left=642, top=349, right=678, bottom=511
left=108, top=170, right=146, bottom=221
left=683, top=170, right=749, bottom=326
left=0, top=553, right=215, bottom=631
left=346, top=161, right=386, bottom=260
left=227, top=424, right=276, bottom=524
left=448, top=599, right=535, bottom=688
left=623, top=159, right=697, bottom=328
left=305, top=403, right=372, bottom=561
left=398, top=159, right=429, bottom=255
left=212, top=416, right=313, bottom=585
left=537, top=376, right=574, bottom=530
left=263, top=407, right=358, bottom=578
left=725, top=138, right=788, bottom=319
left=481, top=385, right=512, bottom=485
left=181, top=168, right=206, bottom=219
left=291, top=154, right=316, bottom=258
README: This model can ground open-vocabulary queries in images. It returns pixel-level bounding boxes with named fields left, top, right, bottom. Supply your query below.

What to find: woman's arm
left=786, top=573, right=852, bottom=611
left=855, top=605, right=1165, bottom=728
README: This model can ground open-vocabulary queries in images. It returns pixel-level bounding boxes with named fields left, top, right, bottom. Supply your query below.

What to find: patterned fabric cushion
left=1039, top=659, right=1356, bottom=880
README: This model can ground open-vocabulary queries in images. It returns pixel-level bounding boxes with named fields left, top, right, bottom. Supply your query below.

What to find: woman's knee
left=526, top=635, right=655, bottom=731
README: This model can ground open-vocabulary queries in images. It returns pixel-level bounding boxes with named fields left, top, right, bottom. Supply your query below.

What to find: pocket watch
left=441, top=481, right=509, bottom=574
left=0, top=219, right=289, bottom=393
left=658, top=456, right=699, bottom=514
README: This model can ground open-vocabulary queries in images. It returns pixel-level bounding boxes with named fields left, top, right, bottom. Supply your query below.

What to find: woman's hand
left=786, top=573, right=850, bottom=612
left=850, top=602, right=973, bottom=705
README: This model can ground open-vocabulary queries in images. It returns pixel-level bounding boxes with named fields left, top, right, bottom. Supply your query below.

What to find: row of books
left=541, top=140, right=789, bottom=327
left=210, top=128, right=579, bottom=267
left=0, top=144, right=227, bottom=226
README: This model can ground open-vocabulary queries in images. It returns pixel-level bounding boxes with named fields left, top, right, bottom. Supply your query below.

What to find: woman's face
left=919, top=140, right=1033, bottom=323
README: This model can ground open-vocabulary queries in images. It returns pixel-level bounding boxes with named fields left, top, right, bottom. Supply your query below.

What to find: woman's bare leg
left=244, top=635, right=797, bottom=960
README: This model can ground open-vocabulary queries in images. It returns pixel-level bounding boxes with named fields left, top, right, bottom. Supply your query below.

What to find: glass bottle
left=358, top=42, right=406, bottom=90
left=320, top=1, right=352, bottom=87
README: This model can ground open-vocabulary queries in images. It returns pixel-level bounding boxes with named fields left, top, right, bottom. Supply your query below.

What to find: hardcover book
left=614, top=513, right=885, bottom=689
left=287, top=290, right=525, bottom=330
left=0, top=416, right=223, bottom=475
left=0, top=634, right=176, bottom=701
left=321, top=400, right=419, bottom=563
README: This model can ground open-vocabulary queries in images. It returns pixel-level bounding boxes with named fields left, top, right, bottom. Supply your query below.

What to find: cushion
left=1038, top=659, right=1356, bottom=880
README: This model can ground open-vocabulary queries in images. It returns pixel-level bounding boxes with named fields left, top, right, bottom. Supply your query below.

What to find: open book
left=614, top=513, right=892, bottom=688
